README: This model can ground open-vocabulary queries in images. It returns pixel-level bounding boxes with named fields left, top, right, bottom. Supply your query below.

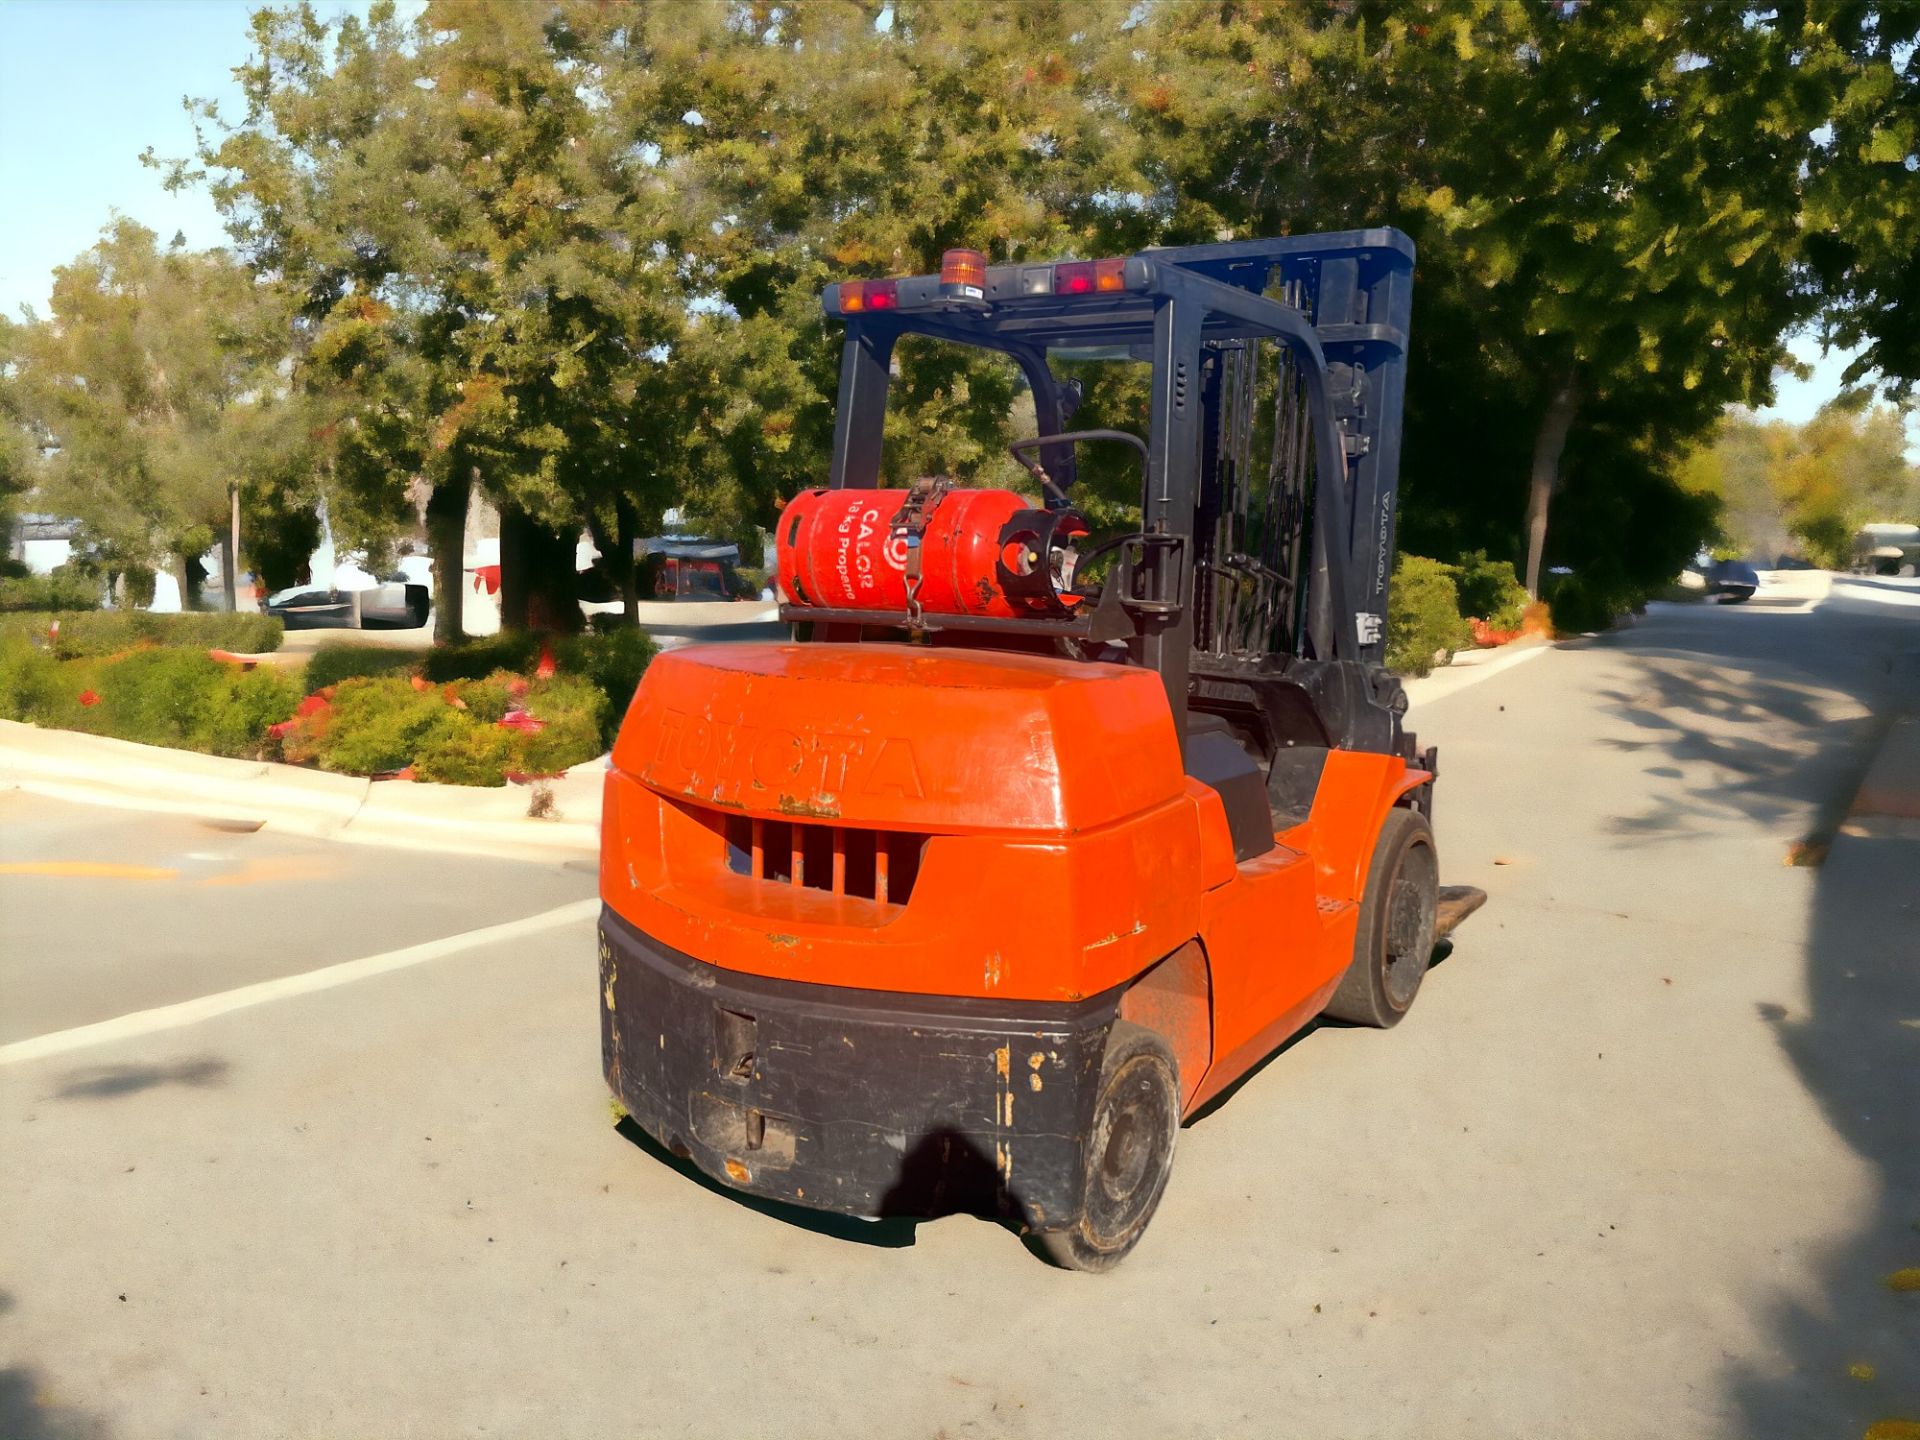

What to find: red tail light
left=837, top=279, right=898, bottom=313
left=1055, top=258, right=1127, bottom=296
left=1054, top=262, right=1095, bottom=295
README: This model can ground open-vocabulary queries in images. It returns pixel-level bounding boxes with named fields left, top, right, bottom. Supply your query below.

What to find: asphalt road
left=2, top=572, right=1916, bottom=1440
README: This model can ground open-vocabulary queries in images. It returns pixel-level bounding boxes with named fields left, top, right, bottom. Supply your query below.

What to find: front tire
left=1033, top=1022, right=1179, bottom=1272
left=1323, top=807, right=1439, bottom=1029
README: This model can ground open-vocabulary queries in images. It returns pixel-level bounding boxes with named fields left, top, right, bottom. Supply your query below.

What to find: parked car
left=1851, top=523, right=1920, bottom=577
left=1705, top=558, right=1759, bottom=602
left=264, top=577, right=430, bottom=630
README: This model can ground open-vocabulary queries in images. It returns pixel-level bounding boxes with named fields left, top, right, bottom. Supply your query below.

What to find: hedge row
left=279, top=673, right=608, bottom=784
left=0, top=610, right=283, bottom=659
left=0, top=640, right=300, bottom=758
left=302, top=627, right=655, bottom=747
left=0, top=571, right=103, bottom=613
left=0, top=623, right=637, bottom=785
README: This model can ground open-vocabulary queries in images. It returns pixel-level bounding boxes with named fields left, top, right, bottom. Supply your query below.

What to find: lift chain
left=893, top=476, right=952, bottom=628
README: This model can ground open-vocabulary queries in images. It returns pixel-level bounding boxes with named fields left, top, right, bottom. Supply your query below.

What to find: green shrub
left=515, top=675, right=610, bottom=774
left=558, top=628, right=655, bottom=740
left=1387, top=555, right=1473, bottom=678
left=1545, top=572, right=1624, bottom=634
left=0, top=636, right=63, bottom=721
left=421, top=628, right=653, bottom=743
left=420, top=634, right=541, bottom=684
left=56, top=649, right=300, bottom=757
left=303, top=644, right=421, bottom=693
left=206, top=667, right=305, bottom=757
left=0, top=610, right=283, bottom=658
left=1453, top=550, right=1529, bottom=629
left=0, top=569, right=104, bottom=613
left=456, top=672, right=515, bottom=725
left=313, top=677, right=456, bottom=775
left=412, top=716, right=517, bottom=786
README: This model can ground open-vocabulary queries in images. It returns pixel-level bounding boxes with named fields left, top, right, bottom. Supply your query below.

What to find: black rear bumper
left=597, top=906, right=1117, bottom=1230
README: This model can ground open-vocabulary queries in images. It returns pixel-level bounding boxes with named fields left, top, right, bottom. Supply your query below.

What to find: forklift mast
left=803, top=229, right=1417, bottom=771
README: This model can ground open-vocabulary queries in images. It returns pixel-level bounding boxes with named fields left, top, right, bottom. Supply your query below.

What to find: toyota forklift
left=598, top=228, right=1484, bottom=1270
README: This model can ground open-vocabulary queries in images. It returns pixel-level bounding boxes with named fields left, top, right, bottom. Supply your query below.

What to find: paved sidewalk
left=0, top=719, right=604, bottom=863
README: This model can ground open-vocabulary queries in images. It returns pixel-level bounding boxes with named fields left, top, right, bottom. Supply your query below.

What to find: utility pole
left=226, top=481, right=242, bottom=612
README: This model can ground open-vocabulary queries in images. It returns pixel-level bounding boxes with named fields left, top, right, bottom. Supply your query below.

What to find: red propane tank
left=776, top=487, right=1086, bottom=619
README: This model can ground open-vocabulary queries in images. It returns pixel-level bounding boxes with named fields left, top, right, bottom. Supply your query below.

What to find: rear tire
left=1323, top=807, right=1438, bottom=1029
left=1033, top=1022, right=1178, bottom=1272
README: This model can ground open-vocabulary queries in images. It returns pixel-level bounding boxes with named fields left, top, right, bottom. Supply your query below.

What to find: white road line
left=0, top=897, right=601, bottom=1067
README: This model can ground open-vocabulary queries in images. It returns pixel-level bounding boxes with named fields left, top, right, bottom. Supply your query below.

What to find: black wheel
left=1033, top=1022, right=1179, bottom=1272
left=1323, top=807, right=1439, bottom=1029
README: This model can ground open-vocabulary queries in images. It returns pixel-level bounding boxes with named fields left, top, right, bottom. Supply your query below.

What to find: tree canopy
left=1685, top=399, right=1919, bottom=566
left=5, top=0, right=1913, bottom=627
left=4, top=219, right=298, bottom=604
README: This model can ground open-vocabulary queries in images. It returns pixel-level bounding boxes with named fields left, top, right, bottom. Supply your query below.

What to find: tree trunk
left=175, top=554, right=204, bottom=611
left=219, top=530, right=238, bottom=613
left=499, top=504, right=582, bottom=634
left=616, top=497, right=639, bottom=627
left=1522, top=369, right=1582, bottom=597
left=618, top=503, right=641, bottom=625
left=425, top=474, right=470, bottom=644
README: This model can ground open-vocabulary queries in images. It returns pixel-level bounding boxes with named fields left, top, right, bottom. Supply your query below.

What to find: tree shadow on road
left=0, top=1293, right=115, bottom=1440
left=50, top=1056, right=228, bottom=1102
left=1728, top=820, right=1920, bottom=1437
left=0, top=1369, right=113, bottom=1440
left=1582, top=603, right=1920, bottom=1433
left=1582, top=610, right=1897, bottom=844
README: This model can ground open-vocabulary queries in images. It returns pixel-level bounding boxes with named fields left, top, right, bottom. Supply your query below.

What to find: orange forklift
left=599, top=229, right=1484, bottom=1269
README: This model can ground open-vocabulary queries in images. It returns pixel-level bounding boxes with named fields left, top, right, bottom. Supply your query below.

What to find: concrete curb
left=0, top=718, right=602, bottom=863
left=1852, top=714, right=1920, bottom=821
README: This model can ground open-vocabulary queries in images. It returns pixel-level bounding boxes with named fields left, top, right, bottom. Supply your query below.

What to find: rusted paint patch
left=1082, top=921, right=1147, bottom=954
left=994, top=1045, right=1011, bottom=1079
left=724, top=1159, right=750, bottom=1184
left=766, top=933, right=801, bottom=949
left=778, top=794, right=841, bottom=820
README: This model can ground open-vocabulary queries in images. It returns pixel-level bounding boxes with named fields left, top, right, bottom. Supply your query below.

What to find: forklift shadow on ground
left=615, top=1115, right=1048, bottom=1254
left=615, top=1115, right=918, bottom=1250
left=613, top=929, right=1468, bottom=1256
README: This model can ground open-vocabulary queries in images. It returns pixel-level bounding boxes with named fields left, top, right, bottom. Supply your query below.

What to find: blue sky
left=0, top=0, right=253, bottom=316
left=0, top=0, right=1903, bottom=446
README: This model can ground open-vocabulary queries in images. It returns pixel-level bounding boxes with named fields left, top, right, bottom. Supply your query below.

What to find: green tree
left=169, top=0, right=698, bottom=636
left=1119, top=0, right=1821, bottom=596
left=7, top=220, right=296, bottom=607
left=0, top=317, right=39, bottom=577
left=1803, top=5, right=1919, bottom=396
left=599, top=0, right=1147, bottom=532
left=1680, top=401, right=1918, bottom=566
